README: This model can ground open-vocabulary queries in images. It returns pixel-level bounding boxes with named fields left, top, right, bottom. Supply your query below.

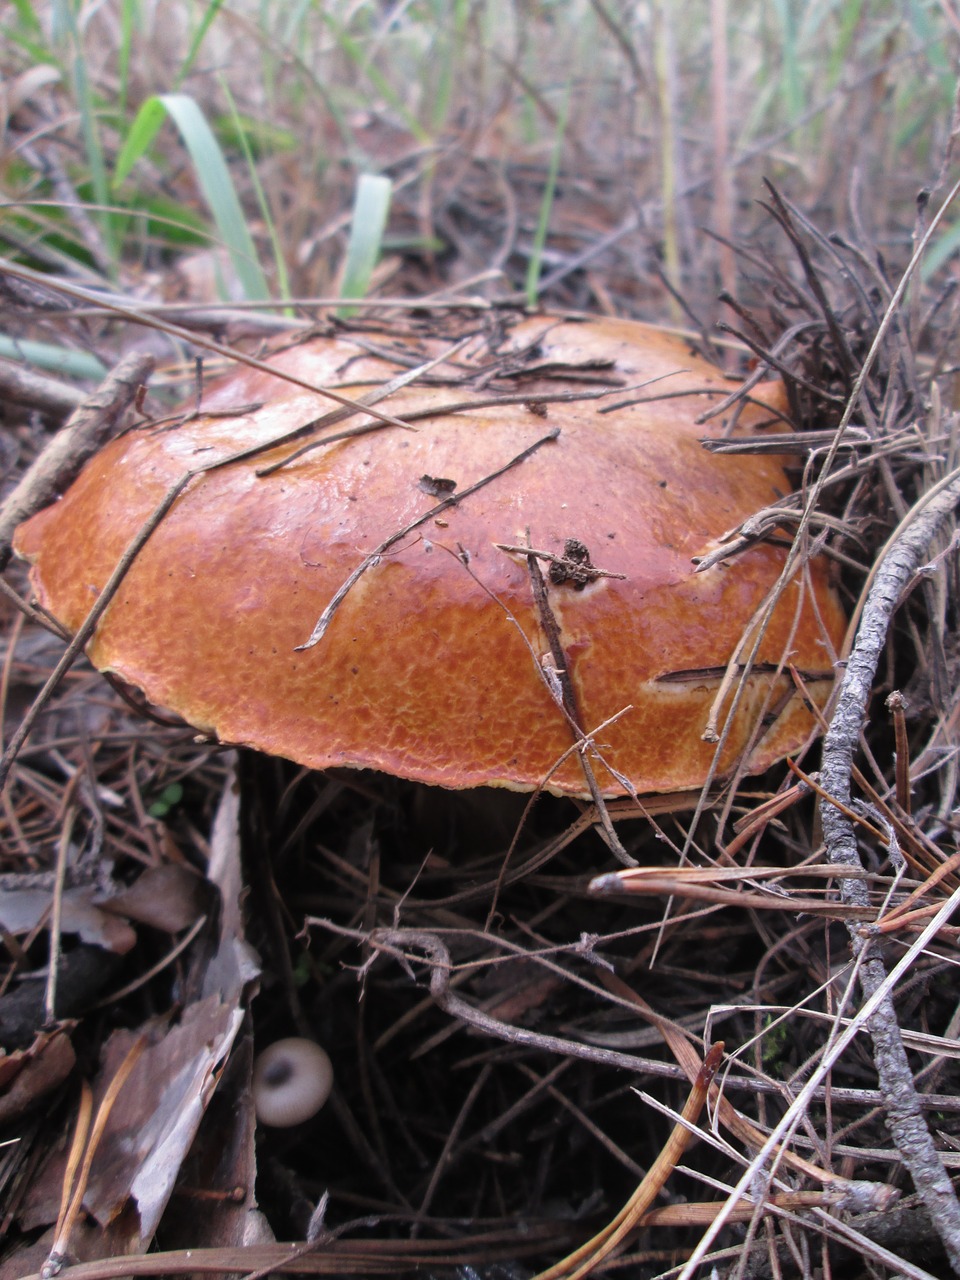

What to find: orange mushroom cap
left=14, top=314, right=845, bottom=797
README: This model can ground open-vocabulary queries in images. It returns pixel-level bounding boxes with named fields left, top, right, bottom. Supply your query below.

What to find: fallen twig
left=675, top=881, right=960, bottom=1279
left=0, top=351, right=154, bottom=568
left=819, top=468, right=960, bottom=1273
left=0, top=356, right=85, bottom=416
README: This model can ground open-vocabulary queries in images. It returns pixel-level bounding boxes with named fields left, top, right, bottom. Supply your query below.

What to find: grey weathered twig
left=0, top=351, right=154, bottom=569
left=819, top=468, right=960, bottom=1275
left=0, top=357, right=85, bottom=417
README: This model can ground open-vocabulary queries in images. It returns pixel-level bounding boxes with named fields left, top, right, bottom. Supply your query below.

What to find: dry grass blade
left=589, top=862, right=879, bottom=921
left=44, top=1036, right=147, bottom=1276
left=532, top=1043, right=724, bottom=1280
left=51, top=1080, right=93, bottom=1248
left=676, top=884, right=960, bottom=1279
left=886, top=689, right=912, bottom=814
left=874, top=851, right=960, bottom=933
left=596, top=971, right=892, bottom=1203
left=638, top=1188, right=881, bottom=1227
left=16, top=1227, right=567, bottom=1280
left=44, top=803, right=77, bottom=1022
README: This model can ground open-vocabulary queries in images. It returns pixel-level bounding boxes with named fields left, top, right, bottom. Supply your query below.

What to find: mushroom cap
left=252, top=1038, right=334, bottom=1127
left=15, top=314, right=845, bottom=797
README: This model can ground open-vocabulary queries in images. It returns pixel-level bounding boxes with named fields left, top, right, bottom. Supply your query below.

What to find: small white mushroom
left=253, top=1038, right=333, bottom=1128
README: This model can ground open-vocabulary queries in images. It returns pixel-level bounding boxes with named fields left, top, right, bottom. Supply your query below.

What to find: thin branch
left=676, top=882, right=960, bottom=1279
left=0, top=357, right=84, bottom=416
left=818, top=470, right=960, bottom=1272
left=0, top=352, right=154, bottom=567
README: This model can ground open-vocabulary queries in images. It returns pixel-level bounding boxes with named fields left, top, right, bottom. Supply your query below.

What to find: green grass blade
left=772, top=0, right=803, bottom=122
left=218, top=77, right=292, bottom=309
left=159, top=94, right=270, bottom=300
left=525, top=80, right=571, bottom=308
left=0, top=336, right=106, bottom=379
left=118, top=0, right=136, bottom=119
left=9, top=0, right=41, bottom=33
left=320, top=12, right=431, bottom=145
left=72, top=53, right=110, bottom=213
left=176, top=0, right=225, bottom=89
left=428, top=0, right=469, bottom=133
left=114, top=93, right=270, bottom=301
left=52, top=0, right=114, bottom=260
left=114, top=97, right=168, bottom=187
left=921, top=218, right=960, bottom=281
left=338, top=174, right=392, bottom=318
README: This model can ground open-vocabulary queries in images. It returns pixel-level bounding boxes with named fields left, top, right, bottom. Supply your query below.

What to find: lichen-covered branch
left=820, top=470, right=960, bottom=1274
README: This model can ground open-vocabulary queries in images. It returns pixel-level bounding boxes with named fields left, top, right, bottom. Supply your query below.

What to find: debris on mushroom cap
left=14, top=313, right=846, bottom=797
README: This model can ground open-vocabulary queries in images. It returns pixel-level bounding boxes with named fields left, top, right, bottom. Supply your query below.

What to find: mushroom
left=13, top=314, right=845, bottom=797
left=253, top=1038, right=334, bottom=1127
